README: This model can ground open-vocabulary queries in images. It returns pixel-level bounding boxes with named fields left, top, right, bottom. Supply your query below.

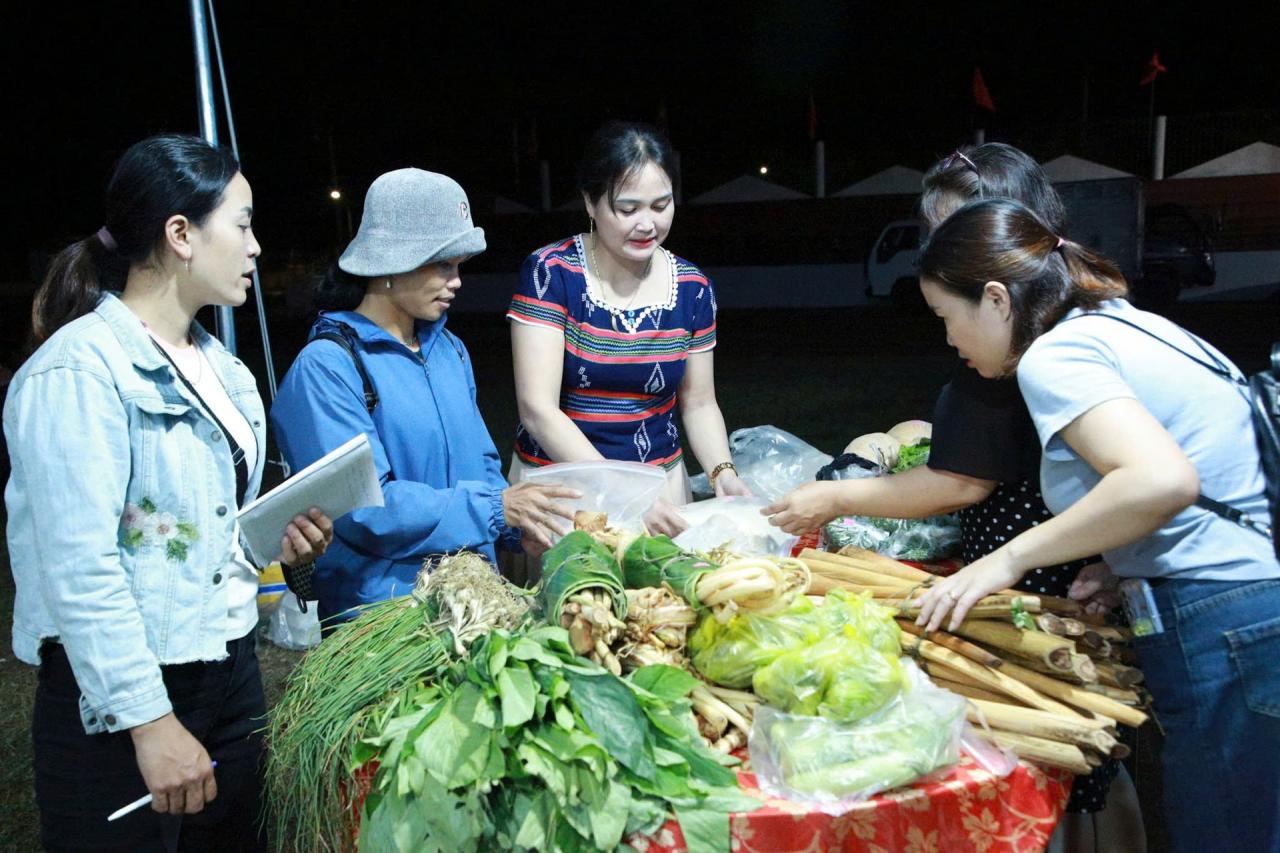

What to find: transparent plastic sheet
left=521, top=461, right=667, bottom=542
left=748, top=660, right=967, bottom=814
left=690, top=426, right=833, bottom=501
left=673, top=495, right=800, bottom=557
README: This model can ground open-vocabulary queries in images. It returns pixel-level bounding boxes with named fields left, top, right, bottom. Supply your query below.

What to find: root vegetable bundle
left=796, top=547, right=1146, bottom=776
left=621, top=533, right=810, bottom=621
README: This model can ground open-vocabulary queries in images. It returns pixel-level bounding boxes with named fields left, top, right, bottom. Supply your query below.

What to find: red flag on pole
left=973, top=68, right=996, bottom=111
left=807, top=93, right=818, bottom=141
left=1140, top=53, right=1167, bottom=86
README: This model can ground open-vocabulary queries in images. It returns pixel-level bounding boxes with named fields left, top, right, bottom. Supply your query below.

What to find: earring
left=185, top=259, right=191, bottom=273
left=385, top=278, right=393, bottom=290
left=589, top=217, right=595, bottom=237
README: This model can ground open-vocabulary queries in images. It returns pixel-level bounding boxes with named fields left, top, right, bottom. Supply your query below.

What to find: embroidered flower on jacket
left=121, top=497, right=199, bottom=561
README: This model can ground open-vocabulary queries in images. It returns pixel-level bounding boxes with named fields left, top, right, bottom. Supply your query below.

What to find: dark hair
left=919, top=143, right=1066, bottom=234
left=919, top=198, right=1129, bottom=370
left=31, top=135, right=240, bottom=343
left=576, top=121, right=677, bottom=206
left=312, top=264, right=367, bottom=313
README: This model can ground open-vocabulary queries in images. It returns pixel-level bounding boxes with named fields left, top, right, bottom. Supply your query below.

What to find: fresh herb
left=359, top=629, right=758, bottom=853
left=1010, top=596, right=1037, bottom=631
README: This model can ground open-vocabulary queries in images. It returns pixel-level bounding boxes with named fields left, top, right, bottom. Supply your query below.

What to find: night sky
left=5, top=0, right=1278, bottom=278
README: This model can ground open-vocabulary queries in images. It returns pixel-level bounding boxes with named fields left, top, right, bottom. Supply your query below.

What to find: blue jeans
left=1138, top=578, right=1280, bottom=853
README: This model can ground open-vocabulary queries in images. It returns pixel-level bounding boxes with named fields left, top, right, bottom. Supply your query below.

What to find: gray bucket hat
left=338, top=168, right=486, bottom=277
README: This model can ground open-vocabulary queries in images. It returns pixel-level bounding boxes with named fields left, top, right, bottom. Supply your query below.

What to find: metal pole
left=1152, top=115, right=1167, bottom=180
left=814, top=141, right=826, bottom=199
left=189, top=0, right=236, bottom=353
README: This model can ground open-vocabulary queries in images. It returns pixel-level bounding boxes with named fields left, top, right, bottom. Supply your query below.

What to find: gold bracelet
left=709, top=461, right=737, bottom=487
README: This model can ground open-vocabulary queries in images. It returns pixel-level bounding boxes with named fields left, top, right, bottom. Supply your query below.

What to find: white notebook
left=238, top=433, right=383, bottom=567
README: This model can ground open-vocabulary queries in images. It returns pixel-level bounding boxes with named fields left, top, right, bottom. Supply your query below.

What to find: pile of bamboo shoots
left=798, top=547, right=1146, bottom=775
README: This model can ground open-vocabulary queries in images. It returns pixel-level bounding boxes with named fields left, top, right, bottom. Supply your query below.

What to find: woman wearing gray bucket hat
left=271, top=168, right=579, bottom=623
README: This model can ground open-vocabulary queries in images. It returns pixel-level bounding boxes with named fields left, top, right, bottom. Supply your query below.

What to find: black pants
left=32, top=632, right=267, bottom=852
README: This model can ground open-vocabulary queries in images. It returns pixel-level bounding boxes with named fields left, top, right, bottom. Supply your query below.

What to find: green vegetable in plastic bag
left=688, top=598, right=820, bottom=689
left=752, top=625, right=904, bottom=723
left=538, top=531, right=628, bottom=623
left=891, top=439, right=931, bottom=474
left=748, top=660, right=968, bottom=804
left=815, top=589, right=902, bottom=657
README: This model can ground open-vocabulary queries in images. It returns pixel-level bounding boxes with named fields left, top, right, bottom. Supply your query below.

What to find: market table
left=631, top=756, right=1072, bottom=853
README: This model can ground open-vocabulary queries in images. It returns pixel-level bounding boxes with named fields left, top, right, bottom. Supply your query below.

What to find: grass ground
left=1, top=300, right=1275, bottom=849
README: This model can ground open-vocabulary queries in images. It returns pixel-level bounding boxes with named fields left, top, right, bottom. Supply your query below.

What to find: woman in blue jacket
left=271, top=168, right=576, bottom=624
left=6, top=135, right=331, bottom=851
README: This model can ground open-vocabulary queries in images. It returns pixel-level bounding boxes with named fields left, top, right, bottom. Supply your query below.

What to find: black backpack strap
left=311, top=327, right=379, bottom=414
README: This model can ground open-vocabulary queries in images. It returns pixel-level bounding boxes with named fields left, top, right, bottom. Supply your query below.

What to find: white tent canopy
left=688, top=175, right=809, bottom=205
left=833, top=165, right=925, bottom=197
left=1173, top=141, right=1280, bottom=178
left=1042, top=154, right=1132, bottom=182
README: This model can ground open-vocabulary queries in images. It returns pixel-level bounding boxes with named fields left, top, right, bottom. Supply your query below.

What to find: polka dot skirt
left=960, top=477, right=1117, bottom=814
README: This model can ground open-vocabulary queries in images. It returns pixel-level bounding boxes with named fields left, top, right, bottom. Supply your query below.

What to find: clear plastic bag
left=690, top=426, right=833, bottom=501
left=264, top=590, right=321, bottom=650
left=818, top=450, right=962, bottom=561
left=520, top=461, right=667, bottom=542
left=752, top=625, right=905, bottom=722
left=673, top=495, right=799, bottom=557
left=688, top=598, right=822, bottom=688
left=748, top=660, right=967, bottom=813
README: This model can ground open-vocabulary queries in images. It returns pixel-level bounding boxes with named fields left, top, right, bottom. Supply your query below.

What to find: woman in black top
left=764, top=144, right=1143, bottom=850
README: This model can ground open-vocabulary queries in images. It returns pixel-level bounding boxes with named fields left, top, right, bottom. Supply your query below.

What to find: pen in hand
left=107, top=760, right=218, bottom=822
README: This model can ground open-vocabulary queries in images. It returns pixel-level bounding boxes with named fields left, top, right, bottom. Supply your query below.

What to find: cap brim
left=339, top=226, right=487, bottom=277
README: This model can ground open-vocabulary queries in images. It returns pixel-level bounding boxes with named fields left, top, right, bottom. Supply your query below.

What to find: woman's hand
left=129, top=713, right=216, bottom=815
left=643, top=497, right=689, bottom=538
left=713, top=469, right=753, bottom=498
left=1068, top=560, right=1122, bottom=616
left=278, top=507, right=334, bottom=567
left=913, top=550, right=1026, bottom=632
left=503, top=482, right=581, bottom=551
left=762, top=481, right=845, bottom=534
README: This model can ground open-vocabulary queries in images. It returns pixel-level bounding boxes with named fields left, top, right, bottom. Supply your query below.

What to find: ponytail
left=30, top=135, right=239, bottom=344
left=1059, top=240, right=1128, bottom=307
left=920, top=198, right=1133, bottom=368
left=31, top=231, right=129, bottom=345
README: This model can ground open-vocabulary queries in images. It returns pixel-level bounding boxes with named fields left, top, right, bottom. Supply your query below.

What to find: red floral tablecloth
left=629, top=756, right=1072, bottom=853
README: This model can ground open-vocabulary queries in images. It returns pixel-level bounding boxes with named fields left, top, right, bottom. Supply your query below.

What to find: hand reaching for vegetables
left=643, top=497, right=689, bottom=538
left=278, top=507, right=334, bottom=567
left=503, top=481, right=581, bottom=550
left=1068, top=560, right=1122, bottom=615
left=761, top=481, right=846, bottom=534
left=913, top=549, right=1025, bottom=632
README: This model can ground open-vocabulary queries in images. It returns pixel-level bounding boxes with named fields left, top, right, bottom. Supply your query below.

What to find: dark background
left=5, top=0, right=1280, bottom=279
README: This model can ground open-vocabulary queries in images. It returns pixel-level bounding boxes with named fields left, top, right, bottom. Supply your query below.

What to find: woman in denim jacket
left=4, top=135, right=332, bottom=852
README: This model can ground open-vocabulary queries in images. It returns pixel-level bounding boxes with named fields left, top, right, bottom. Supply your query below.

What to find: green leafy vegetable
left=891, top=438, right=931, bottom=474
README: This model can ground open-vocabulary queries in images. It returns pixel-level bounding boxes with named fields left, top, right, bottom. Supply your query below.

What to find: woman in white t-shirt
left=910, top=197, right=1279, bottom=853
left=5, top=135, right=333, bottom=851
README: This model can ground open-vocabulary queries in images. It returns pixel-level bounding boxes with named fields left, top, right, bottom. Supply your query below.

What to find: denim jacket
left=4, top=293, right=266, bottom=734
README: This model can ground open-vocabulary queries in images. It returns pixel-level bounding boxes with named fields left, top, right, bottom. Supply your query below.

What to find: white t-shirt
left=151, top=334, right=261, bottom=638
left=1017, top=299, right=1279, bottom=581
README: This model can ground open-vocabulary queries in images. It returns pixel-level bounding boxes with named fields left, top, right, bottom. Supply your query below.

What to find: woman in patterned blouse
left=508, top=121, right=749, bottom=535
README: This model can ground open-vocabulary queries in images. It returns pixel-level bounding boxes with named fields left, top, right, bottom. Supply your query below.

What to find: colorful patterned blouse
left=506, top=235, right=717, bottom=471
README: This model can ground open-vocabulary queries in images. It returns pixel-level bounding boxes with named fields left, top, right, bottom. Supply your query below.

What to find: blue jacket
left=270, top=311, right=519, bottom=619
left=5, top=293, right=267, bottom=733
